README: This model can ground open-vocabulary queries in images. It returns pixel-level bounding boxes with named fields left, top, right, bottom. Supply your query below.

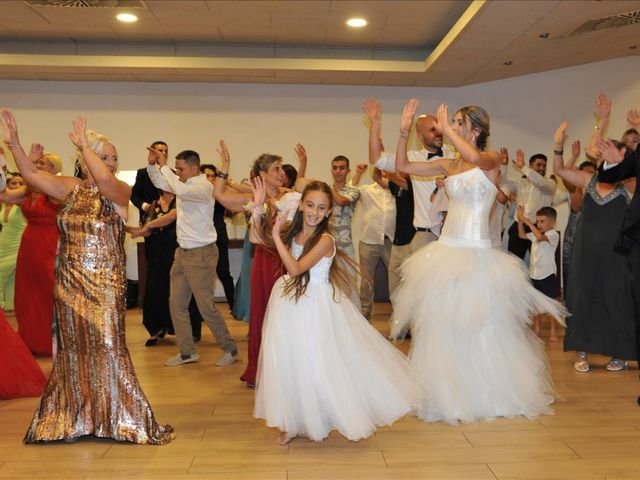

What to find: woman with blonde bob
left=1, top=109, right=173, bottom=445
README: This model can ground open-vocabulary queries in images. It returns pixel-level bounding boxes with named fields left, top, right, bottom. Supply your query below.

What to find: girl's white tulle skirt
left=254, top=277, right=421, bottom=442
left=391, top=240, right=566, bottom=424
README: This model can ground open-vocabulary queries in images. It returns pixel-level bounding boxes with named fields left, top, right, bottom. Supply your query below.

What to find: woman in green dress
left=0, top=173, right=27, bottom=310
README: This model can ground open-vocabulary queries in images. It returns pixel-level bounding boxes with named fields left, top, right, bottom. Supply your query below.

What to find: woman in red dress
left=0, top=307, right=47, bottom=400
left=213, top=142, right=304, bottom=387
left=2, top=145, right=62, bottom=356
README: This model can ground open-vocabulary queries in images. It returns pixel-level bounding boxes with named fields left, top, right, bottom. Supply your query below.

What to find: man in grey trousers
left=147, top=148, right=238, bottom=367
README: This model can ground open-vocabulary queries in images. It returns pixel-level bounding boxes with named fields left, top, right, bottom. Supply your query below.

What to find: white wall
left=1, top=56, right=638, bottom=184
left=3, top=55, right=638, bottom=285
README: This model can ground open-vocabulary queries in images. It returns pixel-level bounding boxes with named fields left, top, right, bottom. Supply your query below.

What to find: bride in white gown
left=390, top=99, right=566, bottom=424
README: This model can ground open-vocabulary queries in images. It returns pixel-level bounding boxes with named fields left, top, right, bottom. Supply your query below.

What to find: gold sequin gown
left=24, top=181, right=174, bottom=445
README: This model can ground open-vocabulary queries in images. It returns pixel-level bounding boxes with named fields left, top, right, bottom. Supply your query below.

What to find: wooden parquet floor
left=1, top=304, right=639, bottom=480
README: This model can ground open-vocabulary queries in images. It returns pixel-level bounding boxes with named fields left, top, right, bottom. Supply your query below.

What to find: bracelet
left=5, top=143, right=19, bottom=147
left=553, top=149, right=563, bottom=155
left=399, top=130, right=409, bottom=138
left=216, top=171, right=229, bottom=180
left=251, top=201, right=267, bottom=216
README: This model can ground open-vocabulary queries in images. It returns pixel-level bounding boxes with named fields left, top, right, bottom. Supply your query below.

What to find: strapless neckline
left=440, top=167, right=497, bottom=249
left=445, top=167, right=497, bottom=191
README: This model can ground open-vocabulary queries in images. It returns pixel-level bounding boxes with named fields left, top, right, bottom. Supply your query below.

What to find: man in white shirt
left=363, top=98, right=452, bottom=253
left=351, top=164, right=396, bottom=321
left=508, top=151, right=557, bottom=258
left=489, top=148, right=517, bottom=248
left=147, top=149, right=238, bottom=367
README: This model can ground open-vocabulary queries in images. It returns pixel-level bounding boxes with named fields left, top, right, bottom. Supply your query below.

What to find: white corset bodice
left=440, top=168, right=497, bottom=248
left=291, top=235, right=334, bottom=283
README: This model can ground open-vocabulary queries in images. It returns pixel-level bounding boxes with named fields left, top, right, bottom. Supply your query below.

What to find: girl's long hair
left=279, top=180, right=359, bottom=302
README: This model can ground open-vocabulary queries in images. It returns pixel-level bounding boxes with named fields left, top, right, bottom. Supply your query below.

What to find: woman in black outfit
left=129, top=188, right=200, bottom=345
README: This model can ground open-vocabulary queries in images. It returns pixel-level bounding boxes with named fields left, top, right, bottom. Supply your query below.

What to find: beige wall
left=2, top=55, right=638, bottom=282
left=1, top=55, right=638, bottom=185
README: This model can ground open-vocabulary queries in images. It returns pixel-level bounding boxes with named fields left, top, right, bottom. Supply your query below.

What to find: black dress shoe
left=145, top=336, right=159, bottom=347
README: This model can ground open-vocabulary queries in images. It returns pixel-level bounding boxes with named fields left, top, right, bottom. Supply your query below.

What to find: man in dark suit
left=598, top=132, right=640, bottom=403
left=131, top=141, right=168, bottom=225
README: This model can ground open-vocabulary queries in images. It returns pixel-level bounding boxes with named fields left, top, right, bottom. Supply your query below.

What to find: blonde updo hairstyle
left=74, top=130, right=116, bottom=177
left=42, top=152, right=62, bottom=174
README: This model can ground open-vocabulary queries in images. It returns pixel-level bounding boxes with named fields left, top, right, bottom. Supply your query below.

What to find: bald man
left=363, top=99, right=453, bottom=252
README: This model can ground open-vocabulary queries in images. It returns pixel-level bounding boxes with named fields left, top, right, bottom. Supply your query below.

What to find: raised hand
left=294, top=143, right=307, bottom=165
left=28, top=143, right=44, bottom=163
left=271, top=209, right=288, bottom=238
left=513, top=149, right=525, bottom=169
left=571, top=140, right=581, bottom=160
left=434, top=103, right=449, bottom=133
left=146, top=146, right=167, bottom=166
left=0, top=109, right=20, bottom=147
left=362, top=98, right=382, bottom=123
left=627, top=109, right=640, bottom=129
left=499, top=147, right=509, bottom=166
left=594, top=93, right=611, bottom=121
left=251, top=175, right=266, bottom=208
left=356, top=163, right=368, bottom=174
left=553, top=120, right=569, bottom=147
left=399, top=98, right=419, bottom=134
left=595, top=137, right=625, bottom=164
left=68, top=117, right=88, bottom=149
left=217, top=139, right=230, bottom=166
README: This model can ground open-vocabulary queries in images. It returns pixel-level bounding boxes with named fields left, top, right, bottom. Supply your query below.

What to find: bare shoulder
left=318, top=233, right=336, bottom=256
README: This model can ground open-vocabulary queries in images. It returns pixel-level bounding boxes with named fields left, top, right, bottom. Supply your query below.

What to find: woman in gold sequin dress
left=1, top=110, right=173, bottom=445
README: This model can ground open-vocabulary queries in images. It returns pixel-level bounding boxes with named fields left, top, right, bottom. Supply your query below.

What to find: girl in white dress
left=254, top=180, right=419, bottom=445
left=390, top=99, right=566, bottom=424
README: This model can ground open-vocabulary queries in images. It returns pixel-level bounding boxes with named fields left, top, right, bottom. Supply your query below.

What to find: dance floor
left=1, top=304, right=639, bottom=480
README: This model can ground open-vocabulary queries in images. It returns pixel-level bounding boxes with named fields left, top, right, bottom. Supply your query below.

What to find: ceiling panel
left=0, top=1, right=638, bottom=87
left=0, top=0, right=50, bottom=25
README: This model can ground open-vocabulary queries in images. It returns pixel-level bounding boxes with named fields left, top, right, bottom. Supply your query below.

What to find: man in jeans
left=147, top=149, right=238, bottom=367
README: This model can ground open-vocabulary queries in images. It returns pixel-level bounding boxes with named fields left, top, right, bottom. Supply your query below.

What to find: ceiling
left=0, top=0, right=639, bottom=86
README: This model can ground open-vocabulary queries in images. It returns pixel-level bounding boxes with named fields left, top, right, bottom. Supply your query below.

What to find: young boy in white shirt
left=517, top=205, right=561, bottom=341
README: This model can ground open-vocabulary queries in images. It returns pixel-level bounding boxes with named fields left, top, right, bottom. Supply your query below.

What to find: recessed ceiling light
left=116, top=13, right=138, bottom=23
left=346, top=18, right=367, bottom=28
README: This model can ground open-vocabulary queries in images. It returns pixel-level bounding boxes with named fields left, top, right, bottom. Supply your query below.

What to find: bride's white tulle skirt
left=391, top=240, right=566, bottom=424
left=254, top=277, right=420, bottom=442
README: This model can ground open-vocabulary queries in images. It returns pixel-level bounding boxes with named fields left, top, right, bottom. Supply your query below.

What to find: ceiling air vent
left=23, top=0, right=144, bottom=7
left=570, top=9, right=640, bottom=36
